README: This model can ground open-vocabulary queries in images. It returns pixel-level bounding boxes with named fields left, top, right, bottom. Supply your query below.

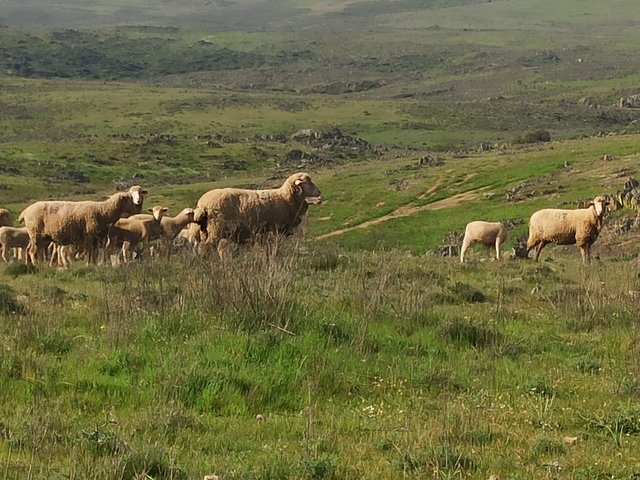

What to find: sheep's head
left=288, top=172, right=322, bottom=204
left=180, top=208, right=196, bottom=223
left=128, top=185, right=148, bottom=207
left=590, top=195, right=610, bottom=217
left=149, top=205, right=169, bottom=221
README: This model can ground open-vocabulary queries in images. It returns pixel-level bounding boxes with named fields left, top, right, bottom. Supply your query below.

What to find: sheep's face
left=292, top=174, right=322, bottom=204
left=592, top=196, right=610, bottom=217
left=181, top=208, right=196, bottom=222
left=149, top=206, right=169, bottom=221
left=129, top=186, right=148, bottom=206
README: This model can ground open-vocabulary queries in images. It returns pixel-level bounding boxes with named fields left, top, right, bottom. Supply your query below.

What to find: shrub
left=513, top=129, right=552, bottom=144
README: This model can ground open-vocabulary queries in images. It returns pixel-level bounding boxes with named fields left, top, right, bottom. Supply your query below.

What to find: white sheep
left=460, top=221, right=508, bottom=263
left=526, top=195, right=610, bottom=264
left=194, top=172, right=322, bottom=257
left=18, top=185, right=147, bottom=265
left=106, top=205, right=168, bottom=263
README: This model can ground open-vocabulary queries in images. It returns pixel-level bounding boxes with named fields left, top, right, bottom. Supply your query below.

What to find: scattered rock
left=618, top=94, right=640, bottom=108
left=612, top=177, right=640, bottom=210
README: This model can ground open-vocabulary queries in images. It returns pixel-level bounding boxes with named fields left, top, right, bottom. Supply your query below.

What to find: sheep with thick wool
left=194, top=172, right=322, bottom=257
left=18, top=185, right=147, bottom=265
left=106, top=205, right=168, bottom=263
left=460, top=221, right=508, bottom=263
left=526, top=195, right=610, bottom=264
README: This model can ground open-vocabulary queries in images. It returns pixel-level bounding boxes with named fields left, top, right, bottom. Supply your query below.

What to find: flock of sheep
left=0, top=170, right=610, bottom=266
left=460, top=195, right=610, bottom=264
left=0, top=172, right=323, bottom=266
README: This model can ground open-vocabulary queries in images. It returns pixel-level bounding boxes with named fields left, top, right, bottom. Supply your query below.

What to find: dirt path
left=316, top=184, right=490, bottom=240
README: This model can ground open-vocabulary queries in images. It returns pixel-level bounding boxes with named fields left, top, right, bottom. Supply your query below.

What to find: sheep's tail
left=17, top=211, right=25, bottom=224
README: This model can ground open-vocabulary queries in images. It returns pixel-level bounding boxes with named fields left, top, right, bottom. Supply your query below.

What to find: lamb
left=460, top=221, right=508, bottom=263
left=526, top=195, right=610, bottom=264
left=106, top=205, right=168, bottom=263
left=126, top=207, right=197, bottom=257
left=18, top=185, right=147, bottom=265
left=194, top=172, right=322, bottom=257
left=0, top=226, right=30, bottom=262
left=177, top=222, right=202, bottom=254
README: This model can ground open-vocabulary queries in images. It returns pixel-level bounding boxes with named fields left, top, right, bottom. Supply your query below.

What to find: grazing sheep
left=177, top=222, right=202, bottom=254
left=194, top=172, right=322, bottom=257
left=526, top=195, right=610, bottom=264
left=460, top=221, right=508, bottom=263
left=0, top=209, right=11, bottom=228
left=18, top=186, right=147, bottom=265
left=106, top=205, right=168, bottom=263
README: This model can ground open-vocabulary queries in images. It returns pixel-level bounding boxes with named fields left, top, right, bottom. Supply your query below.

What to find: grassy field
left=3, top=1, right=640, bottom=478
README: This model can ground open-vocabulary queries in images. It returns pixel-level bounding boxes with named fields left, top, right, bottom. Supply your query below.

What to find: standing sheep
left=0, top=226, right=30, bottom=262
left=18, top=185, right=147, bottom=265
left=460, top=221, right=508, bottom=263
left=526, top=195, right=610, bottom=264
left=194, top=172, right=322, bottom=257
left=106, top=205, right=168, bottom=263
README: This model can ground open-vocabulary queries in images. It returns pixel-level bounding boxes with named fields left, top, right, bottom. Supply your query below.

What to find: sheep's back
left=464, top=221, right=505, bottom=245
left=529, top=208, right=582, bottom=245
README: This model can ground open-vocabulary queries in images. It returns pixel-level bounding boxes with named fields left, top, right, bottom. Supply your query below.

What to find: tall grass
left=1, top=238, right=640, bottom=477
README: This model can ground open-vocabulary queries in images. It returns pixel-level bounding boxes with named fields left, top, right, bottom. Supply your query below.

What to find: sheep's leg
left=533, top=241, right=547, bottom=261
left=579, top=244, right=590, bottom=264
left=217, top=239, right=232, bottom=262
left=26, top=239, right=38, bottom=265
left=495, top=237, right=502, bottom=261
left=49, top=244, right=58, bottom=267
left=1, top=245, right=7, bottom=263
left=121, top=242, right=130, bottom=264
left=460, top=238, right=471, bottom=263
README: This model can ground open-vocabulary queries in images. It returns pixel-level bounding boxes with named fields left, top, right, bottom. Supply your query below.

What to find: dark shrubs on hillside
left=513, top=129, right=552, bottom=144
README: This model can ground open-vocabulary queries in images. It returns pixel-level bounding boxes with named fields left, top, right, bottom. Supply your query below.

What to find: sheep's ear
left=294, top=179, right=303, bottom=192
left=147, top=208, right=153, bottom=213
left=587, top=201, right=595, bottom=208
left=162, top=208, right=169, bottom=213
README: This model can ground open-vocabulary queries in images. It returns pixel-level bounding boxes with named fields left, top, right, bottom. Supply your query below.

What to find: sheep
left=127, top=207, right=197, bottom=257
left=177, top=222, right=202, bottom=254
left=460, top=221, right=508, bottom=263
left=106, top=205, right=168, bottom=263
left=18, top=185, right=147, bottom=265
left=194, top=172, right=322, bottom=257
left=0, top=226, right=30, bottom=262
left=526, top=195, right=610, bottom=264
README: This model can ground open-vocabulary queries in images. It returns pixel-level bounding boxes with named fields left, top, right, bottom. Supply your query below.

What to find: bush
left=513, top=129, right=552, bottom=144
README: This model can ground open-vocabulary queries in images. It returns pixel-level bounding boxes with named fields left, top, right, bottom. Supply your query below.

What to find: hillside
left=3, top=1, right=640, bottom=479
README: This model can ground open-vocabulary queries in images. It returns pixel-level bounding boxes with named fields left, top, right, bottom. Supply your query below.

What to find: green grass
left=2, top=244, right=640, bottom=478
